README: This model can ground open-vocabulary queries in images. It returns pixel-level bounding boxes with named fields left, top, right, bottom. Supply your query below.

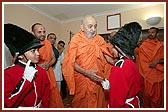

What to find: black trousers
left=61, top=75, right=67, bottom=99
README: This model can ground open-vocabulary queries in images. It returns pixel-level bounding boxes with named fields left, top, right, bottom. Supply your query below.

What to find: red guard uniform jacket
left=4, top=61, right=50, bottom=108
left=109, top=56, right=143, bottom=108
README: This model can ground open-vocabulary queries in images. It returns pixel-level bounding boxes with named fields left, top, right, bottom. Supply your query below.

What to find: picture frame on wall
left=107, top=13, right=121, bottom=30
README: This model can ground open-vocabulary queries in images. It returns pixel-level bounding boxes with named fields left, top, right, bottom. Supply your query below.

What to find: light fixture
left=146, top=16, right=161, bottom=26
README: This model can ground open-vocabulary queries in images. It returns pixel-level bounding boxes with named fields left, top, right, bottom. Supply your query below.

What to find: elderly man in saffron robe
left=62, top=15, right=115, bottom=108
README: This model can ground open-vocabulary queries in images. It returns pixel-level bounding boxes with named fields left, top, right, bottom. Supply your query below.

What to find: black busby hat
left=109, top=22, right=142, bottom=58
left=4, top=23, right=43, bottom=57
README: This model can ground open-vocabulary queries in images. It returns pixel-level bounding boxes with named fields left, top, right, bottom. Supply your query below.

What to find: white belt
left=125, top=96, right=140, bottom=108
left=18, top=100, right=42, bottom=108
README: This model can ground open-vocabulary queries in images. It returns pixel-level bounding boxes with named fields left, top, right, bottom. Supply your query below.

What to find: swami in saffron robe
left=136, top=39, right=164, bottom=108
left=39, top=40, right=64, bottom=108
left=62, top=30, right=113, bottom=108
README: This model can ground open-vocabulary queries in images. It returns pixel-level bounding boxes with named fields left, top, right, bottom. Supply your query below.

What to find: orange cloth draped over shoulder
left=38, top=40, right=64, bottom=108
left=136, top=39, right=164, bottom=107
left=62, top=31, right=113, bottom=108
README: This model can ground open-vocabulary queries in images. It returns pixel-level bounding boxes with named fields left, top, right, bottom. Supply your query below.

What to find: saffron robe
left=109, top=57, right=143, bottom=108
left=39, top=40, right=64, bottom=108
left=136, top=39, right=164, bottom=107
left=4, top=61, right=50, bottom=108
left=62, top=31, right=113, bottom=108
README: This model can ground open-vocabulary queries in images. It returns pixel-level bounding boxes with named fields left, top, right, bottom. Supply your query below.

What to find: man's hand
left=74, top=62, right=104, bottom=82
left=149, top=60, right=158, bottom=68
left=38, top=62, right=50, bottom=70
left=84, top=70, right=104, bottom=82
left=23, top=60, right=38, bottom=82
left=104, top=54, right=118, bottom=65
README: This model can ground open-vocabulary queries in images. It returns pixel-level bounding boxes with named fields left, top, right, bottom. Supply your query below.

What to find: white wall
left=4, top=4, right=164, bottom=47
left=4, top=4, right=62, bottom=44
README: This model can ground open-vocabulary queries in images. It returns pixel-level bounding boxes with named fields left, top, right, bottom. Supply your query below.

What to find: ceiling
left=25, top=3, right=154, bottom=23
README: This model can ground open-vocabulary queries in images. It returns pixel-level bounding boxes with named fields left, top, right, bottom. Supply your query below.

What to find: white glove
left=23, top=60, right=38, bottom=82
left=101, top=79, right=110, bottom=90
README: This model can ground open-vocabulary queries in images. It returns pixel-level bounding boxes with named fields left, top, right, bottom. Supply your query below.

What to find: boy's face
left=111, top=48, right=118, bottom=58
left=47, top=34, right=56, bottom=45
left=20, top=48, right=40, bottom=64
left=57, top=43, right=65, bottom=50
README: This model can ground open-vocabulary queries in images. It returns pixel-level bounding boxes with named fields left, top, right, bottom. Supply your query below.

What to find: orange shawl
left=136, top=39, right=164, bottom=84
left=62, top=31, right=113, bottom=107
left=39, top=40, right=64, bottom=108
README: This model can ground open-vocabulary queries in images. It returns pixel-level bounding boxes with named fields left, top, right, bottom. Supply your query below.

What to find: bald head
left=81, top=15, right=97, bottom=38
left=81, top=15, right=97, bottom=24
